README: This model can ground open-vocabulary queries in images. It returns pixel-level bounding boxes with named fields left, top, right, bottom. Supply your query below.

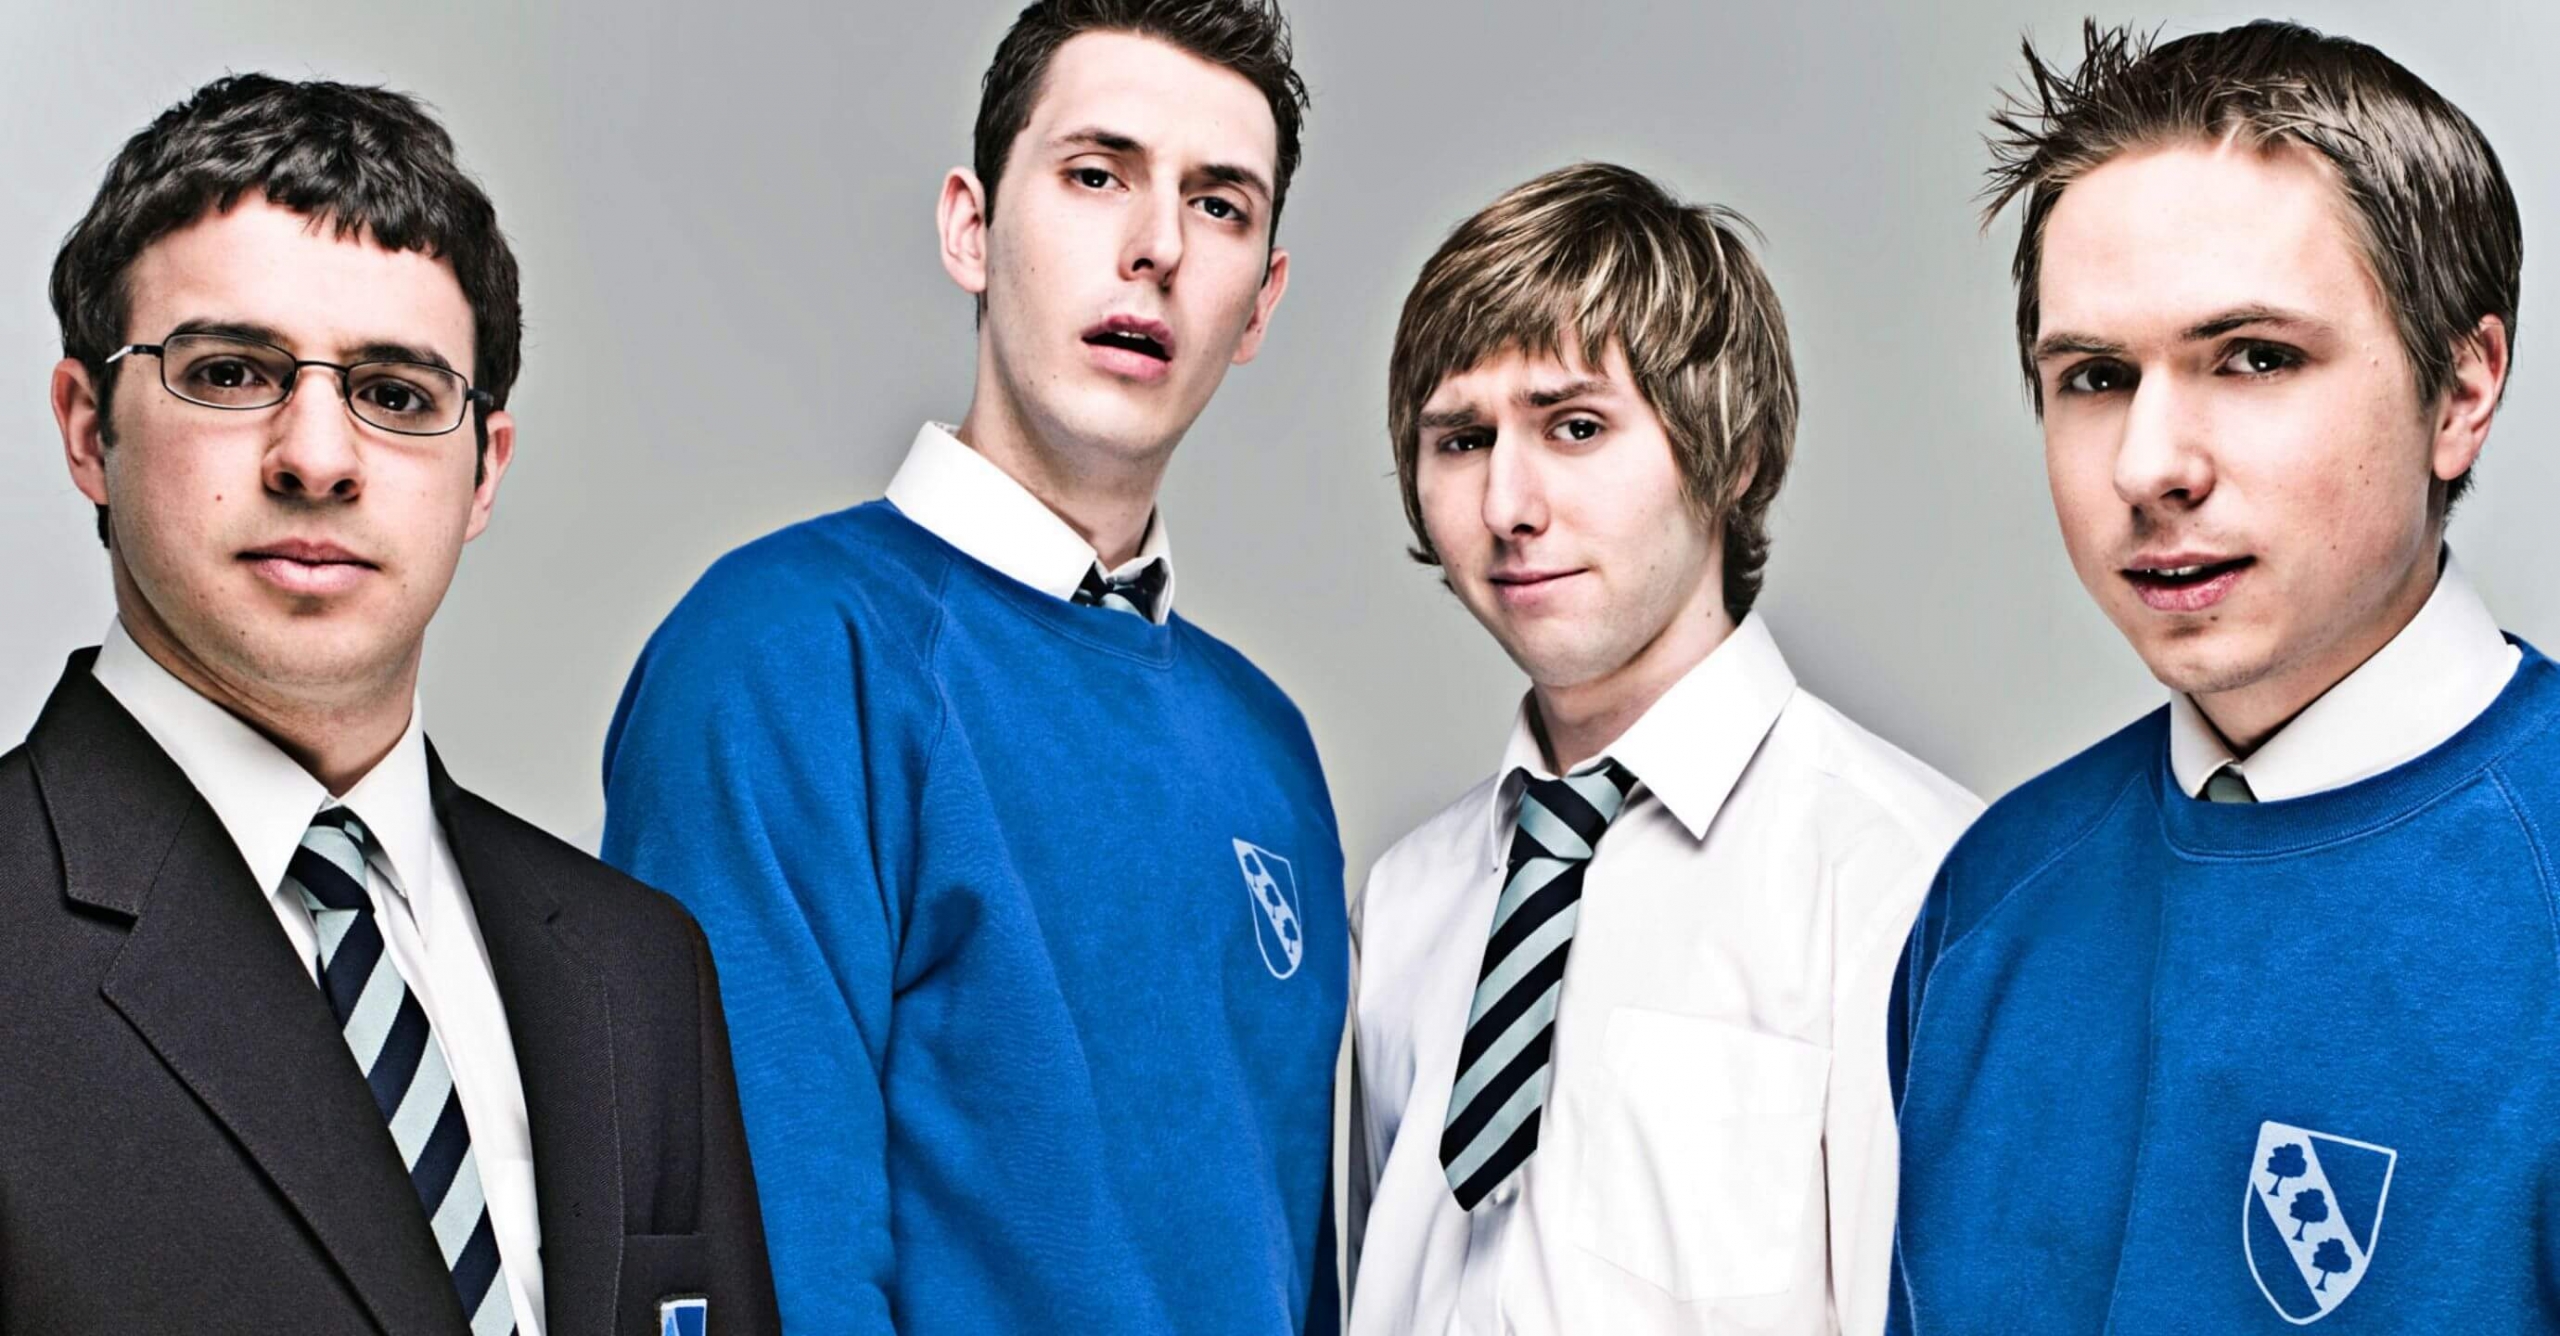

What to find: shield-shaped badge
left=2243, top=1121, right=2397, bottom=1324
left=1232, top=838, right=1304, bottom=980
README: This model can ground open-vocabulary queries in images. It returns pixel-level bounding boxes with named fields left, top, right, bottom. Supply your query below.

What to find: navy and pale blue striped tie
left=1440, top=760, right=1637, bottom=1209
left=290, top=808, right=517, bottom=1336
left=1072, top=558, right=1170, bottom=622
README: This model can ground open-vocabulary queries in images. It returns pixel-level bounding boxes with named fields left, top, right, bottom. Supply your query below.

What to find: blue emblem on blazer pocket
left=659, top=1294, right=708, bottom=1336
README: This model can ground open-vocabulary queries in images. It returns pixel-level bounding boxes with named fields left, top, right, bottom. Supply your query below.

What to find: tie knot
left=2202, top=763, right=2259, bottom=804
left=290, top=806, right=379, bottom=913
left=1074, top=558, right=1170, bottom=622
left=1510, top=759, right=1637, bottom=868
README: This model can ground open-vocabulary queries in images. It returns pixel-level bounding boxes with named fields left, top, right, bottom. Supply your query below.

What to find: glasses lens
left=162, top=334, right=294, bottom=410
left=347, top=361, right=469, bottom=434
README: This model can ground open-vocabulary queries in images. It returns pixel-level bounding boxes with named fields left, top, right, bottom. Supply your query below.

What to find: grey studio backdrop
left=5, top=0, right=2554, bottom=888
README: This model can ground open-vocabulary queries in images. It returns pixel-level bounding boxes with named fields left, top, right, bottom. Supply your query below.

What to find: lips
left=2122, top=553, right=2254, bottom=613
left=1488, top=568, right=1585, bottom=607
left=239, top=538, right=378, bottom=597
left=1081, top=314, right=1176, bottom=382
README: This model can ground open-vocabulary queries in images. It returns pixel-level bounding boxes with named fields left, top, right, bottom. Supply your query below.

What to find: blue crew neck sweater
left=600, top=502, right=1348, bottom=1334
left=1888, top=641, right=2560, bottom=1333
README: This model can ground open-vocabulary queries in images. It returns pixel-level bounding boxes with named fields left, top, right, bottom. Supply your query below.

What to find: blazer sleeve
left=601, top=580, right=904, bottom=1334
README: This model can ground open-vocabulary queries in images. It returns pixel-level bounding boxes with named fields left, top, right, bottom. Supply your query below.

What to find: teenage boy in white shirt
left=1346, top=163, right=1979, bottom=1336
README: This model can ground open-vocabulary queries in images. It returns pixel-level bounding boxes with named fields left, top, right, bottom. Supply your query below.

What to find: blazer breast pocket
left=1569, top=1007, right=1831, bottom=1301
left=615, top=1232, right=709, bottom=1334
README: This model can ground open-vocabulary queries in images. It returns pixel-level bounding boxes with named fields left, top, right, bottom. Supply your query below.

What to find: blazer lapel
left=430, top=744, right=625, bottom=1336
left=26, top=653, right=468, bottom=1336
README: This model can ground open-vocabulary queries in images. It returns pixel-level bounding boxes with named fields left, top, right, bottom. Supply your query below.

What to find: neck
left=1531, top=599, right=1738, bottom=774
left=117, top=580, right=417, bottom=797
left=2194, top=540, right=2443, bottom=756
left=955, top=359, right=1169, bottom=569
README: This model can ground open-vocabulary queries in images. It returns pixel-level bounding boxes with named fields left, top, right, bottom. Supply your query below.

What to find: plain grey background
left=4, top=0, right=2552, bottom=884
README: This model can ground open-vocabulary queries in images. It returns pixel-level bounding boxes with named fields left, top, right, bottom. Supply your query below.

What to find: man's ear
left=939, top=168, right=993, bottom=299
left=462, top=407, right=515, bottom=544
left=1230, top=246, right=1291, bottom=367
left=2432, top=313, right=2511, bottom=485
left=54, top=357, right=112, bottom=508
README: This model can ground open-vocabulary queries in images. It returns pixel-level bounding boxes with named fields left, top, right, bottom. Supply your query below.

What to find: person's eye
left=2057, top=359, right=2136, bottom=396
left=1070, top=166, right=1119, bottom=190
left=189, top=358, right=268, bottom=390
left=1555, top=417, right=1603, bottom=443
left=2217, top=341, right=2302, bottom=378
left=1193, top=196, right=1249, bottom=225
left=1435, top=429, right=1491, bottom=454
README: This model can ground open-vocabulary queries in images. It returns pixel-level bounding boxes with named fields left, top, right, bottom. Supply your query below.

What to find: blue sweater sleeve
left=601, top=571, right=911, bottom=1333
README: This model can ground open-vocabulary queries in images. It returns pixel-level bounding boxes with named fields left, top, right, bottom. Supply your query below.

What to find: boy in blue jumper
left=1889, top=20, right=2542, bottom=1332
left=598, top=3, right=1345, bottom=1332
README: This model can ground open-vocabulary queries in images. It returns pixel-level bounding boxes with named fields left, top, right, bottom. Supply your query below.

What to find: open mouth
left=1081, top=315, right=1175, bottom=368
left=2123, top=556, right=2253, bottom=590
left=1084, top=329, right=1169, bottom=362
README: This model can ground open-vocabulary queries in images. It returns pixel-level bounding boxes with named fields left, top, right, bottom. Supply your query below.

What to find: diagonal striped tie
left=2203, top=762, right=2259, bottom=804
left=290, top=808, right=518, bottom=1336
left=1072, top=558, right=1170, bottom=622
left=1440, top=759, right=1637, bottom=1209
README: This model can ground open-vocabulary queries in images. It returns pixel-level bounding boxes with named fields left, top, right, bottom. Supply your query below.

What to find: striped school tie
left=289, top=808, right=518, bottom=1336
left=1440, top=760, right=1638, bottom=1209
left=1072, top=558, right=1170, bottom=622
left=2203, top=763, right=2259, bottom=803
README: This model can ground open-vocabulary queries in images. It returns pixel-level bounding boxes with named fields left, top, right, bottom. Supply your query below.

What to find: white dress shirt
left=2167, top=551, right=2518, bottom=801
left=91, top=621, right=547, bottom=1336
left=1348, top=616, right=1981, bottom=1336
left=884, top=420, right=1177, bottom=622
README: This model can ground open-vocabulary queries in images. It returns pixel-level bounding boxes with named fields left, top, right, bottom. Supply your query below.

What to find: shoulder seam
left=1933, top=759, right=2148, bottom=966
left=2487, top=764, right=2560, bottom=981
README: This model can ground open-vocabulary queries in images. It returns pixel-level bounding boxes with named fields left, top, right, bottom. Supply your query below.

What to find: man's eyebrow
left=1057, top=127, right=1143, bottom=155
left=349, top=341, right=457, bottom=373
left=1520, top=377, right=1612, bottom=408
left=1416, top=405, right=1481, bottom=431
left=1195, top=161, right=1274, bottom=203
left=166, top=317, right=291, bottom=347
left=2032, top=332, right=2125, bottom=363
left=2183, top=304, right=2322, bottom=341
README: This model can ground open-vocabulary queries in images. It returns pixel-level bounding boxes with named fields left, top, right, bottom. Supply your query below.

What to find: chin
left=2133, top=627, right=2279, bottom=699
left=1047, top=379, right=1192, bottom=457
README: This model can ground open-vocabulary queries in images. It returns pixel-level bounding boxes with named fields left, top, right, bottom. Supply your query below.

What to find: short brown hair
left=1389, top=163, right=1798, bottom=619
left=1985, top=19, right=2521, bottom=510
left=974, top=0, right=1309, bottom=241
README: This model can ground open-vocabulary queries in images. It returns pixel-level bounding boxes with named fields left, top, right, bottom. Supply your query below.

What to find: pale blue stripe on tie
left=1463, top=902, right=1582, bottom=1029
left=1515, top=800, right=1592, bottom=862
left=1563, top=768, right=1629, bottom=819
left=340, top=955, right=408, bottom=1073
left=431, top=1146, right=488, bottom=1260
left=387, top=1051, right=456, bottom=1167
left=1486, top=857, right=1569, bottom=937
left=471, top=1283, right=516, bottom=1336
left=1443, top=1065, right=1553, bottom=1187
left=1447, top=979, right=1563, bottom=1116
left=313, top=898, right=357, bottom=963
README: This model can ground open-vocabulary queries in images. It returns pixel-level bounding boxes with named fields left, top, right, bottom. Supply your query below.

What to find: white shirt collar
left=90, top=618, right=439, bottom=902
left=1486, top=613, right=1797, bottom=865
left=2167, top=550, right=2519, bottom=801
left=883, top=421, right=1176, bottom=622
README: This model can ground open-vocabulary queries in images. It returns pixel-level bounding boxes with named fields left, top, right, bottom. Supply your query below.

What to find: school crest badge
left=1233, top=838, right=1304, bottom=980
left=2243, top=1121, right=2397, bottom=1324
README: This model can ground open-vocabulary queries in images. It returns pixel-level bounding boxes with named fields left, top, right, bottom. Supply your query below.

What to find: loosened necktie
left=1440, top=759, right=1638, bottom=1209
left=1072, top=559, right=1170, bottom=622
left=2204, top=763, right=2259, bottom=804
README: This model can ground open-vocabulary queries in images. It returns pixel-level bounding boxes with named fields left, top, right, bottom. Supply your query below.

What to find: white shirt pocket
left=1569, top=1007, right=1831, bottom=1301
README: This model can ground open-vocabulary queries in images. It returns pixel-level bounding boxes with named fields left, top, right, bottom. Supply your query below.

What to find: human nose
left=1122, top=185, right=1184, bottom=286
left=1481, top=432, right=1549, bottom=539
left=2112, top=372, right=2214, bottom=513
left=262, top=366, right=365, bottom=503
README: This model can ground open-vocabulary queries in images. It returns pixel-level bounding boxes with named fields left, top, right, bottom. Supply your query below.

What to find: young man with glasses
left=1891, top=22, right=2545, bottom=1330
left=2, top=74, right=776, bottom=1334
left=1347, top=163, right=1977, bottom=1335
left=601, top=1, right=1344, bottom=1332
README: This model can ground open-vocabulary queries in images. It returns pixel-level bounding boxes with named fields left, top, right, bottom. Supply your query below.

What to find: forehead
left=2037, top=138, right=2381, bottom=339
left=1421, top=337, right=1627, bottom=410
left=1025, top=29, right=1277, bottom=176
left=122, top=194, right=475, bottom=361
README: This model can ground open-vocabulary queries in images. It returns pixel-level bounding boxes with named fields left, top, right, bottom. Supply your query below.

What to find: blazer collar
left=26, top=650, right=471, bottom=1335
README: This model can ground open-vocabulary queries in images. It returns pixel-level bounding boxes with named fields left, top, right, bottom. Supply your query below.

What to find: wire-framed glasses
left=106, top=331, right=493, bottom=437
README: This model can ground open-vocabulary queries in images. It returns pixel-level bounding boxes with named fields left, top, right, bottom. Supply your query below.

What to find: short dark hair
left=1984, top=20, right=2521, bottom=513
left=1390, top=164, right=1798, bottom=620
left=51, top=73, right=523, bottom=543
left=973, top=0, right=1309, bottom=241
